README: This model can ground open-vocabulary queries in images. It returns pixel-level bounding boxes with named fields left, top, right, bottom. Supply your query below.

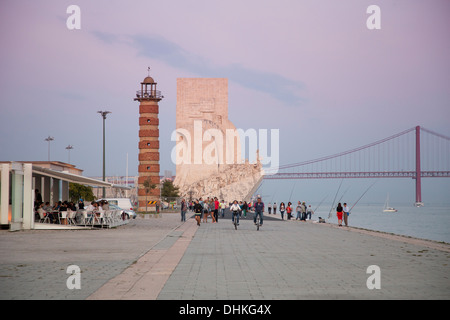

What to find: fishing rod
left=338, top=186, right=350, bottom=203
left=270, top=190, right=277, bottom=203
left=314, top=194, right=328, bottom=212
left=288, top=180, right=297, bottom=203
left=350, top=181, right=377, bottom=213
left=329, top=179, right=344, bottom=219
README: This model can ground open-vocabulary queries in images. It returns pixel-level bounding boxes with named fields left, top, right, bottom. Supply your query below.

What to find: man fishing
left=343, top=203, right=350, bottom=226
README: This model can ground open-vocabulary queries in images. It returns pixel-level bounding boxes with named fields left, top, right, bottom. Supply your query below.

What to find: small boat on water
left=383, top=194, right=397, bottom=212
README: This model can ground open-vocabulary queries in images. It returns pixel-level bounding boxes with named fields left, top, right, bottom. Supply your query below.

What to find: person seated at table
left=90, top=202, right=101, bottom=217
left=83, top=201, right=97, bottom=224
left=52, top=201, right=61, bottom=212
left=59, top=201, right=68, bottom=225
left=68, top=201, right=77, bottom=211
left=102, top=200, right=109, bottom=211
left=37, top=203, right=48, bottom=222
left=59, top=201, right=68, bottom=211
left=43, top=201, right=52, bottom=212
left=86, top=201, right=96, bottom=212
left=44, top=201, right=60, bottom=223
left=97, top=201, right=105, bottom=215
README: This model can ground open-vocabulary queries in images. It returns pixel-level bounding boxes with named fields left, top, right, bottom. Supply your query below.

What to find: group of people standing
left=267, top=201, right=314, bottom=221
left=180, top=197, right=351, bottom=227
left=180, top=197, right=265, bottom=227
left=336, top=202, right=350, bottom=227
left=180, top=197, right=222, bottom=225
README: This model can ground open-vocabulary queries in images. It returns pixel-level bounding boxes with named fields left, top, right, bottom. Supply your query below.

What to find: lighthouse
left=134, top=71, right=163, bottom=212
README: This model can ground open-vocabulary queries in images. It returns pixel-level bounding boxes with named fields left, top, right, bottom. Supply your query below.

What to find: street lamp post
left=97, top=110, right=111, bottom=198
left=66, top=145, right=74, bottom=164
left=45, top=136, right=54, bottom=161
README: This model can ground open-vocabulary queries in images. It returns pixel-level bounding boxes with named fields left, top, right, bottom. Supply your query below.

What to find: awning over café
left=32, top=165, right=130, bottom=189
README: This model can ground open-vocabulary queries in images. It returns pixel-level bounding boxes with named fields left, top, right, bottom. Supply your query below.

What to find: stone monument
left=173, top=78, right=263, bottom=202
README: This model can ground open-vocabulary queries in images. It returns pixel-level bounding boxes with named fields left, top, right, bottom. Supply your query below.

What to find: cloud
left=92, top=31, right=305, bottom=106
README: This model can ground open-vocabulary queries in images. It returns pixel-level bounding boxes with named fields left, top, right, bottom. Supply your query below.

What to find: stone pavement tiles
left=2, top=212, right=448, bottom=300
left=157, top=215, right=450, bottom=300
left=88, top=217, right=197, bottom=300
left=0, top=214, right=185, bottom=300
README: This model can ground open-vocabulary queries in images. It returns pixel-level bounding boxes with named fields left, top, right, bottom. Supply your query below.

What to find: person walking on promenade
left=181, top=198, right=187, bottom=222
left=214, top=197, right=219, bottom=223
left=238, top=201, right=243, bottom=218
left=296, top=201, right=302, bottom=220
left=343, top=202, right=350, bottom=226
left=194, top=199, right=203, bottom=226
left=209, top=199, right=217, bottom=223
left=286, top=202, right=292, bottom=220
left=280, top=202, right=286, bottom=220
left=306, top=205, right=314, bottom=220
left=268, top=202, right=272, bottom=214
left=200, top=198, right=207, bottom=223
left=254, top=197, right=265, bottom=226
left=336, top=203, right=344, bottom=227
left=220, top=200, right=226, bottom=217
left=301, top=202, right=307, bottom=221
left=242, top=201, right=248, bottom=218
left=230, top=200, right=240, bottom=226
left=273, top=202, right=277, bottom=215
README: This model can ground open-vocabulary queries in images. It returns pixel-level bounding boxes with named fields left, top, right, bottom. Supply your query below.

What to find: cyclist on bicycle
left=253, top=196, right=264, bottom=226
left=230, top=200, right=240, bottom=226
left=193, top=199, right=203, bottom=226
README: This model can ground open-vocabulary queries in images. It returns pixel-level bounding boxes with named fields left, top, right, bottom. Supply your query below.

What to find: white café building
left=0, top=161, right=117, bottom=231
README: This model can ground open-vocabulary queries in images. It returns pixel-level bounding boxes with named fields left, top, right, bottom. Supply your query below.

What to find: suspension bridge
left=263, top=126, right=450, bottom=206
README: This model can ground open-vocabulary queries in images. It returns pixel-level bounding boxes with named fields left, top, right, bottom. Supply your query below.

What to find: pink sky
left=1, top=0, right=449, bottom=203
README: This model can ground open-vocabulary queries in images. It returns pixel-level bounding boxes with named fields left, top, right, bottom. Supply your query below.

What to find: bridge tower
left=134, top=71, right=163, bottom=212
left=415, top=125, right=423, bottom=206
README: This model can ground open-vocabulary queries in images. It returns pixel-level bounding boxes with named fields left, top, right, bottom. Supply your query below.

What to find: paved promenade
left=156, top=213, right=450, bottom=300
left=1, top=211, right=449, bottom=300
left=0, top=214, right=185, bottom=299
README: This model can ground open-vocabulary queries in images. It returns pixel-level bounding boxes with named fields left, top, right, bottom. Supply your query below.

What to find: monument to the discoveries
left=173, top=78, right=263, bottom=202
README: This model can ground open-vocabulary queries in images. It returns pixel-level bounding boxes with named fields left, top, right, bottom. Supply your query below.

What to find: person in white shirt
left=98, top=202, right=105, bottom=214
left=220, top=200, right=226, bottom=217
left=37, top=203, right=47, bottom=222
left=343, top=203, right=350, bottom=226
left=230, top=200, right=240, bottom=225
left=85, top=201, right=94, bottom=212
left=43, top=202, right=52, bottom=212
left=306, top=205, right=314, bottom=220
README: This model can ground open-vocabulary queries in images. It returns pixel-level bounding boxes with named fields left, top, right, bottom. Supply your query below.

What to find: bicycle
left=255, top=213, right=261, bottom=231
left=232, top=211, right=239, bottom=230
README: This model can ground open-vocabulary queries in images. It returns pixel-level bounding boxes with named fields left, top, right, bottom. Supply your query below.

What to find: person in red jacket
left=336, top=203, right=344, bottom=227
left=286, top=202, right=292, bottom=220
left=214, top=197, right=219, bottom=223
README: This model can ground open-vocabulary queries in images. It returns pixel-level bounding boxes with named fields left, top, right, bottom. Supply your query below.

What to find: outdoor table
left=46, top=211, right=60, bottom=224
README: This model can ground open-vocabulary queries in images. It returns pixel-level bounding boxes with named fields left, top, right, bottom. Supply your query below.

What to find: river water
left=314, top=204, right=450, bottom=243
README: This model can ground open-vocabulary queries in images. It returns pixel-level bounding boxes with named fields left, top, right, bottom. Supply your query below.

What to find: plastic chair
left=104, top=210, right=112, bottom=227
left=92, top=211, right=104, bottom=227
left=59, top=211, right=68, bottom=225
left=38, top=209, right=50, bottom=223
left=67, top=210, right=77, bottom=226
left=83, top=210, right=92, bottom=227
